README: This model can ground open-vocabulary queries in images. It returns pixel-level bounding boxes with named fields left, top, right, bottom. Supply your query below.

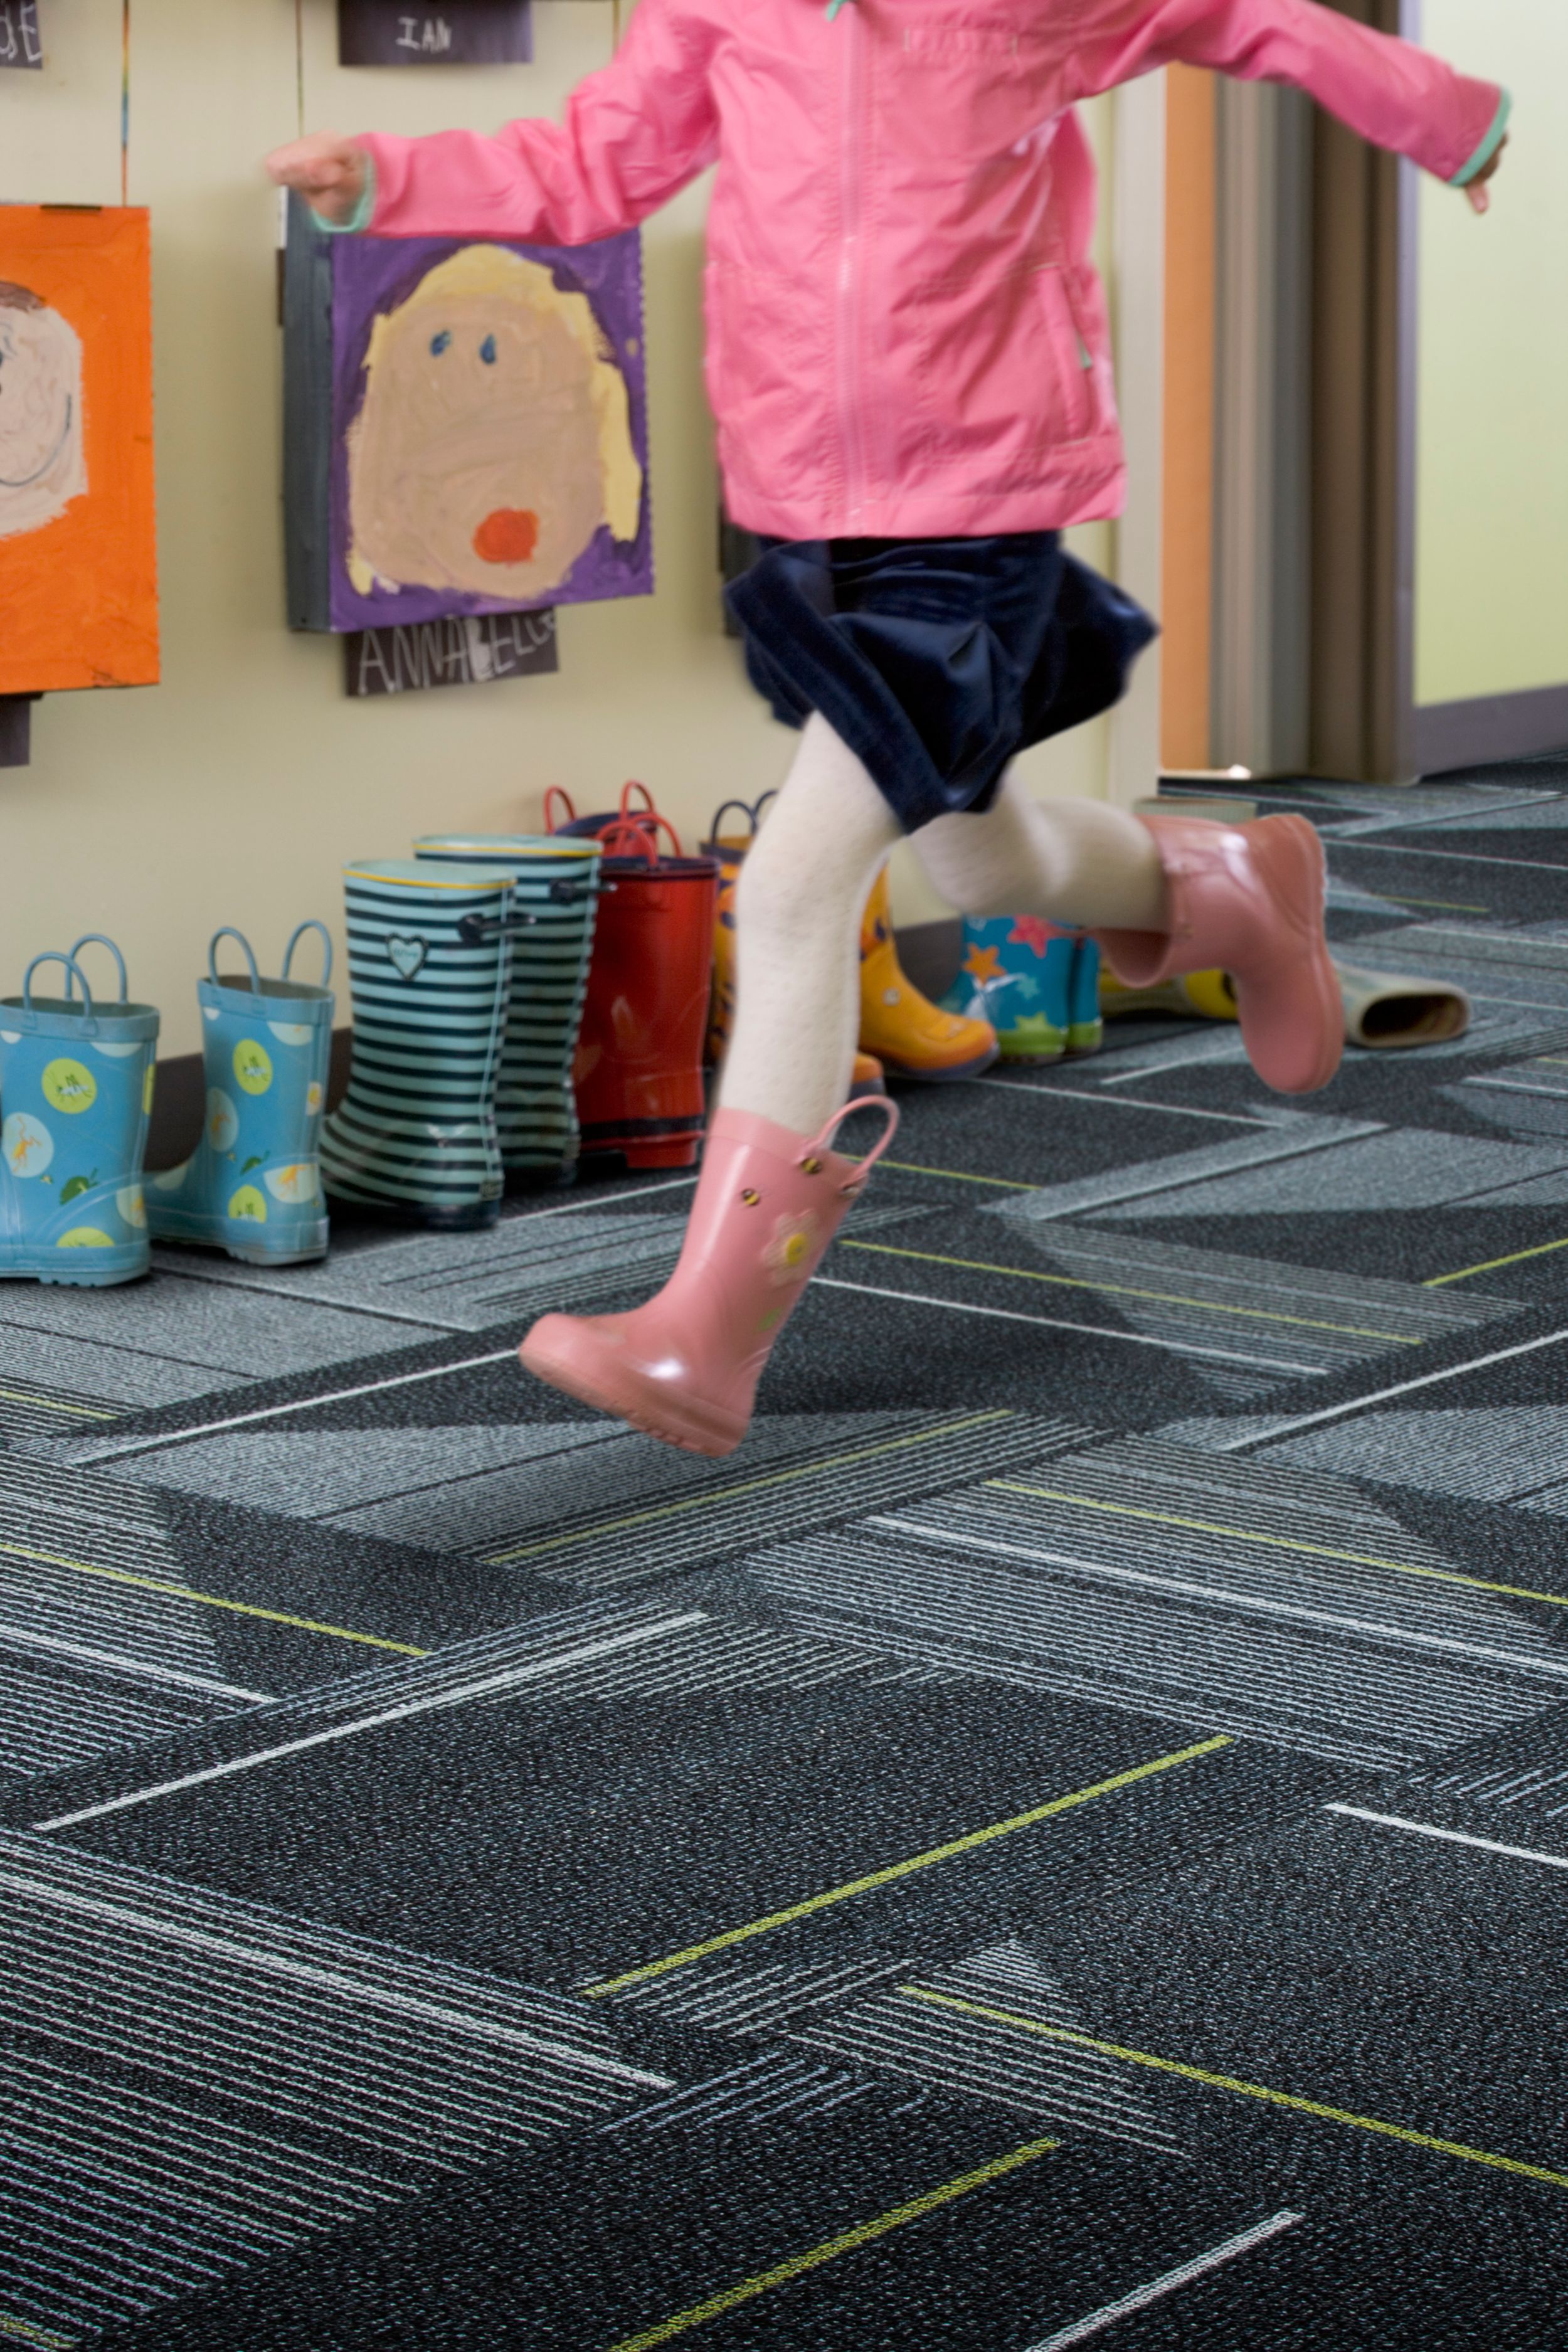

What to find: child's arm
left=268, top=0, right=718, bottom=243
left=1074, top=0, right=1507, bottom=199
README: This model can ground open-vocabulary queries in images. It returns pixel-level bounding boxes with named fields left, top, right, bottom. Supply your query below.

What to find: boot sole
left=519, top=1325, right=743, bottom=1459
left=0, top=1256, right=148, bottom=1288
left=149, top=1222, right=329, bottom=1267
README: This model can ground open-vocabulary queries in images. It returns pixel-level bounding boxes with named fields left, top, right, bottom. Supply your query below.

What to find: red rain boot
left=572, top=817, right=720, bottom=1169
left=1093, top=813, right=1342, bottom=1094
left=519, top=1098, right=899, bottom=1456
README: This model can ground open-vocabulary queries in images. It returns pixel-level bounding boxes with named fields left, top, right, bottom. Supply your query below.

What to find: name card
left=0, top=3, right=42, bottom=70
left=344, top=610, right=558, bottom=696
left=337, top=0, right=533, bottom=66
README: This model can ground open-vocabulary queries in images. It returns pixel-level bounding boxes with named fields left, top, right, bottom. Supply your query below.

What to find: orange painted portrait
left=0, top=206, right=159, bottom=694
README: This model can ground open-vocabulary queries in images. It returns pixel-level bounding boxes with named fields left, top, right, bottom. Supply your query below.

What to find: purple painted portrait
left=327, top=230, right=650, bottom=632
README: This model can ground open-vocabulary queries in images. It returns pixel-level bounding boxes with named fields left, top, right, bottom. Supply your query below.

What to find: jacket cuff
left=1451, top=89, right=1511, bottom=187
left=310, top=157, right=376, bottom=235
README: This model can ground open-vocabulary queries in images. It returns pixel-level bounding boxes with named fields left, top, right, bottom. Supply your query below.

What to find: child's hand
left=266, top=134, right=369, bottom=225
left=1465, top=133, right=1507, bottom=215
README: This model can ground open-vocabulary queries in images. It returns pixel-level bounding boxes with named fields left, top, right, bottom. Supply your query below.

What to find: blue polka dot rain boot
left=0, top=943, right=159, bottom=1287
left=937, top=915, right=1079, bottom=1062
left=319, top=860, right=516, bottom=1229
left=147, top=924, right=335, bottom=1266
left=413, top=833, right=603, bottom=1187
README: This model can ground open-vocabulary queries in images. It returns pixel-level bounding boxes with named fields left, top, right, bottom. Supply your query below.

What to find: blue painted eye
left=430, top=331, right=451, bottom=356
left=480, top=335, right=497, bottom=365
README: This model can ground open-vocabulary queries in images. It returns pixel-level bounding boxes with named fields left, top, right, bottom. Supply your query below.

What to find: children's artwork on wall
left=0, top=208, right=159, bottom=694
left=337, top=0, right=533, bottom=67
left=0, top=2, right=43, bottom=70
left=284, top=199, right=651, bottom=636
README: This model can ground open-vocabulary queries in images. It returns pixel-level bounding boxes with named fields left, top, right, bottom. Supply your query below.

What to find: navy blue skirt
left=725, top=531, right=1157, bottom=834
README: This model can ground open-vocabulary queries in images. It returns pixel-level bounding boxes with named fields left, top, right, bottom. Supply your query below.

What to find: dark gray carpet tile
left=1015, top=1804, right=1568, bottom=2198
left=16, top=1645, right=1264, bottom=1994
left=91, top=2094, right=1219, bottom=2352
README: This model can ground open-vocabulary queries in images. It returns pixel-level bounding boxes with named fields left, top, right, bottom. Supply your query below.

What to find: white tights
left=719, top=715, right=1167, bottom=1135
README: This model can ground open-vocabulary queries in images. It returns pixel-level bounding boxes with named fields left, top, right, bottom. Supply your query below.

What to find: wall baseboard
left=1416, top=685, right=1568, bottom=778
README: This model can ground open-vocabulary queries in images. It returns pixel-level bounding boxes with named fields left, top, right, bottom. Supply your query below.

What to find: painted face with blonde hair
left=0, top=281, right=87, bottom=541
left=346, top=246, right=642, bottom=603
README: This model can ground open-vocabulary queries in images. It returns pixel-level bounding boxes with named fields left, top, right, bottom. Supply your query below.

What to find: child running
left=268, top=0, right=1508, bottom=1458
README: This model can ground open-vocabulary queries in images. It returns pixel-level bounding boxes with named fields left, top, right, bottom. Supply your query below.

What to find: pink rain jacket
left=357, top=0, right=1506, bottom=541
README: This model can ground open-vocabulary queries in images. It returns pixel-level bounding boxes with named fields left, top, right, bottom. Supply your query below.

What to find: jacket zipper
left=835, top=0, right=869, bottom=525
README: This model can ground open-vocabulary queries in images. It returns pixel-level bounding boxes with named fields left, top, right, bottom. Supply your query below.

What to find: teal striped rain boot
left=147, top=924, right=335, bottom=1266
left=320, top=859, right=516, bottom=1229
left=0, top=944, right=158, bottom=1286
left=413, top=833, right=603, bottom=1187
left=937, top=915, right=1079, bottom=1062
left=1066, top=931, right=1104, bottom=1057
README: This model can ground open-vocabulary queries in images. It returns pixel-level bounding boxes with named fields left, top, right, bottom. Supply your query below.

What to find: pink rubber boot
left=518, top=1098, right=900, bottom=1457
left=1093, top=813, right=1342, bottom=1094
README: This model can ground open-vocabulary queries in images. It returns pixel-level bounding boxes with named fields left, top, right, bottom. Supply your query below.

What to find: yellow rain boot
left=1099, top=967, right=1239, bottom=1022
left=857, top=869, right=997, bottom=1083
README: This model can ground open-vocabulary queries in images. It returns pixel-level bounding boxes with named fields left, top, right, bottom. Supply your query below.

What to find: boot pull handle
left=544, top=786, right=578, bottom=834
left=208, top=927, right=262, bottom=994
left=21, top=951, right=97, bottom=1036
left=65, top=934, right=129, bottom=1003
left=600, top=813, right=682, bottom=865
left=283, top=919, right=334, bottom=988
left=549, top=872, right=602, bottom=903
left=803, top=1094, right=901, bottom=1190
left=457, top=908, right=539, bottom=945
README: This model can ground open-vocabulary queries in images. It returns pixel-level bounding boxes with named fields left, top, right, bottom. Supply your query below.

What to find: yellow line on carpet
left=983, top=1484, right=1568, bottom=1611
left=0, top=1387, right=117, bottom=1421
left=0, top=1539, right=428, bottom=1656
left=604, top=2137, right=1059, bottom=2351
left=484, top=1411, right=1014, bottom=1565
left=0, top=2318, right=77, bottom=2350
left=881, top=1159, right=1041, bottom=1190
left=581, top=1737, right=1230, bottom=1997
left=839, top=1242, right=1421, bottom=1343
left=899, top=1990, right=1568, bottom=2191
left=1426, top=1235, right=1568, bottom=1286
left=1382, top=894, right=1488, bottom=912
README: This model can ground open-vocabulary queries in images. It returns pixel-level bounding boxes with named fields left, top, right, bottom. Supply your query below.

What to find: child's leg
left=519, top=711, right=901, bottom=1458
left=911, top=770, right=1166, bottom=930
left=719, top=712, right=901, bottom=1134
left=915, top=770, right=1341, bottom=1096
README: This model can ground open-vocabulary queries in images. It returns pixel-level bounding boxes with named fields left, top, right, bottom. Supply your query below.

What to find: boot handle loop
left=803, top=1094, right=901, bottom=1188
left=543, top=786, right=578, bottom=834
left=21, top=951, right=97, bottom=1036
left=706, top=791, right=775, bottom=845
left=456, top=908, right=539, bottom=945
left=65, top=934, right=129, bottom=1003
left=283, top=919, right=334, bottom=987
left=208, top=927, right=262, bottom=994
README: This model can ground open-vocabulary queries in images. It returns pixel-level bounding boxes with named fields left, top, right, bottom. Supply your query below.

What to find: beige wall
left=1415, top=4, right=1568, bottom=708
left=2, top=2, right=1124, bottom=1056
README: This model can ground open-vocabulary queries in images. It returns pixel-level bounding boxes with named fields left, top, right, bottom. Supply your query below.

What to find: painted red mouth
left=473, top=507, right=540, bottom=564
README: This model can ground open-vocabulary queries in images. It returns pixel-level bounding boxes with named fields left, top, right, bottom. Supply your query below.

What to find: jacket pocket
left=1035, top=265, right=1106, bottom=444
